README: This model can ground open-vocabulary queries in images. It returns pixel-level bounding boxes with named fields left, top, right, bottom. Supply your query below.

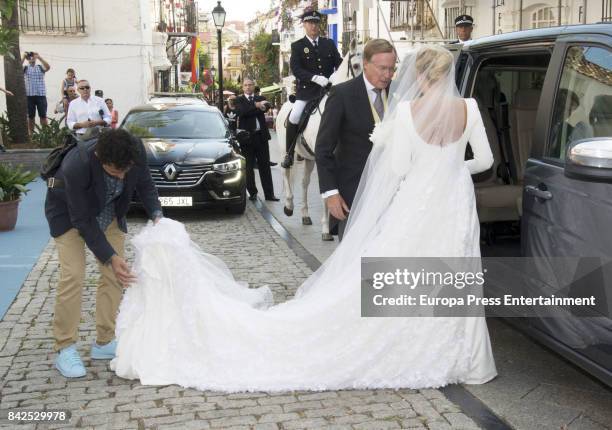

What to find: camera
left=25, top=51, right=35, bottom=59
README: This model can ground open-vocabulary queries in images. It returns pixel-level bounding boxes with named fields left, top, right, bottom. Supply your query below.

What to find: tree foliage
left=1, top=0, right=28, bottom=144
left=245, top=31, right=279, bottom=88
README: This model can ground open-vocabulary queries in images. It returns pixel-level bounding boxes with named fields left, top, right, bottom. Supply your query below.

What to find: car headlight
left=213, top=159, right=241, bottom=172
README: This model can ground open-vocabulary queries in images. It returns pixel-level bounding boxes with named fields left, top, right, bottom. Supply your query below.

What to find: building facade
left=0, top=0, right=199, bottom=121
left=348, top=0, right=610, bottom=47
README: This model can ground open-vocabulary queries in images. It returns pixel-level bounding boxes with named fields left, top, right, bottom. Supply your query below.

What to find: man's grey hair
left=243, top=78, right=256, bottom=85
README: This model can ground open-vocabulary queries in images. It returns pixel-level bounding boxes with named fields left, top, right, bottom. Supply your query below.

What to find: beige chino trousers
left=52, top=219, right=124, bottom=351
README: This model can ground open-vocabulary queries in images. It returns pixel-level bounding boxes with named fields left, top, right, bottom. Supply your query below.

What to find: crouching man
left=45, top=129, right=162, bottom=378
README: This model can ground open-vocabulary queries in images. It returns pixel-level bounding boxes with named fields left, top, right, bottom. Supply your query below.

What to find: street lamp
left=210, top=66, right=216, bottom=105
left=212, top=1, right=226, bottom=112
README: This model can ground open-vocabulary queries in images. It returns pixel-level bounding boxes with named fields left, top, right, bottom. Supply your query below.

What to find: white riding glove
left=311, top=75, right=329, bottom=87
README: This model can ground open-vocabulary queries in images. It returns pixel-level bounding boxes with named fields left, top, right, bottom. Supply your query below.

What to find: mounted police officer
left=284, top=8, right=342, bottom=167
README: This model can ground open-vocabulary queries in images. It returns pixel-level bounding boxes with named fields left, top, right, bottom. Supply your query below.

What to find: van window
left=471, top=53, right=550, bottom=185
left=547, top=46, right=612, bottom=160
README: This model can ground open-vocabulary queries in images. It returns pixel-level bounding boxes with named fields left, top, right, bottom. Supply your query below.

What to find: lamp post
left=212, top=1, right=226, bottom=112
left=210, top=66, right=216, bottom=105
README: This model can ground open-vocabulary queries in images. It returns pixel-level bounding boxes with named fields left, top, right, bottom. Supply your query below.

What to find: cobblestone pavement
left=0, top=205, right=481, bottom=429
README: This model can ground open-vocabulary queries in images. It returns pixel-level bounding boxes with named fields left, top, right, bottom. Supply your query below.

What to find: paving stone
left=257, top=412, right=301, bottom=423
left=282, top=417, right=329, bottom=429
left=282, top=400, right=324, bottom=412
left=209, top=414, right=257, bottom=427
left=352, top=421, right=402, bottom=429
left=443, top=412, right=481, bottom=429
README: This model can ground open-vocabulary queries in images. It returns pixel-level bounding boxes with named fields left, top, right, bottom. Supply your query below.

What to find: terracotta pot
left=0, top=199, right=20, bottom=231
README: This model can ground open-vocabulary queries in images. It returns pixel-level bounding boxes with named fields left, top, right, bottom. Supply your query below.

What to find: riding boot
left=281, top=122, right=299, bottom=169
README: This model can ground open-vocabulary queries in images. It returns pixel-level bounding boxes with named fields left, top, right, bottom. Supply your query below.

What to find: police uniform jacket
left=290, top=36, right=342, bottom=100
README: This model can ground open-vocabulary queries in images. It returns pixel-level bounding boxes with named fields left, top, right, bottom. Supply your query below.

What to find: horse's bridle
left=347, top=52, right=358, bottom=79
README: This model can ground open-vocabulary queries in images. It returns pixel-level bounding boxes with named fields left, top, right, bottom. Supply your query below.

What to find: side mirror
left=564, top=138, right=612, bottom=182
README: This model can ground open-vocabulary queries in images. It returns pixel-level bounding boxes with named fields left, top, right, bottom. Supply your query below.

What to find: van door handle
left=525, top=184, right=552, bottom=200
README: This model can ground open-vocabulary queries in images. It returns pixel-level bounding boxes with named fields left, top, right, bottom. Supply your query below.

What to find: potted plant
left=0, top=163, right=37, bottom=231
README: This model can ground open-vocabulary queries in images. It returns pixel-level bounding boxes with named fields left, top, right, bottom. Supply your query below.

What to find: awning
left=259, top=84, right=281, bottom=94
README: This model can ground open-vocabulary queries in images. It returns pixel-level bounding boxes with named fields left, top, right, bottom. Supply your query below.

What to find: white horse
left=275, top=39, right=364, bottom=241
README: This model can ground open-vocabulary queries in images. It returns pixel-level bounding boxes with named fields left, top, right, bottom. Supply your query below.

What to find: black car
left=122, top=103, right=247, bottom=214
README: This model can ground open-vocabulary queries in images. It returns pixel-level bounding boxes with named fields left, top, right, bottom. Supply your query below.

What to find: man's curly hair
left=95, top=129, right=142, bottom=170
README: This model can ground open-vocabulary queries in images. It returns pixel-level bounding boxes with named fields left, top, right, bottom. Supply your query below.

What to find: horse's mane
left=329, top=53, right=351, bottom=85
left=329, top=42, right=363, bottom=85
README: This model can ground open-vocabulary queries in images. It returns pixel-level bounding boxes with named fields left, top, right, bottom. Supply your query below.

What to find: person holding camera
left=67, top=79, right=112, bottom=136
left=23, top=51, right=51, bottom=134
left=234, top=78, right=279, bottom=202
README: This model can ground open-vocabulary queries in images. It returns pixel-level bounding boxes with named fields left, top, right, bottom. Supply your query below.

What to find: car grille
left=149, top=164, right=213, bottom=187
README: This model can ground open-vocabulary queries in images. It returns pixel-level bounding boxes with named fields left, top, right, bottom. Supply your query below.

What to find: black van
left=455, top=24, right=612, bottom=386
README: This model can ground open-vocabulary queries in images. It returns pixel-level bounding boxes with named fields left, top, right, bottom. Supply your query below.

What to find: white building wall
left=0, top=0, right=168, bottom=123
left=348, top=0, right=606, bottom=44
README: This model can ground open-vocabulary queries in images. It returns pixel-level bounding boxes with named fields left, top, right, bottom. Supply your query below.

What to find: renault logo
left=163, top=163, right=178, bottom=180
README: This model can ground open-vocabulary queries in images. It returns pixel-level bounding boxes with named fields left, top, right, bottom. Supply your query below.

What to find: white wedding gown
left=111, top=98, right=498, bottom=392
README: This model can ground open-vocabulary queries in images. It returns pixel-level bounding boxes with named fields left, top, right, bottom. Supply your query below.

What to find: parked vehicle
left=147, top=92, right=208, bottom=105
left=122, top=102, right=247, bottom=214
left=456, top=24, right=612, bottom=386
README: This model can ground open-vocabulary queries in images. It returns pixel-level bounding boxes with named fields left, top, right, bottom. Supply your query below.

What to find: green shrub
left=31, top=118, right=70, bottom=148
left=0, top=163, right=37, bottom=202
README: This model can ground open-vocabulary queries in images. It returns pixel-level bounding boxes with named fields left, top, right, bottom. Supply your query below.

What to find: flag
left=190, top=36, right=201, bottom=84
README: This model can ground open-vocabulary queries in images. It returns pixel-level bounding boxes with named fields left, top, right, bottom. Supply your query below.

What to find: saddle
left=287, top=95, right=323, bottom=137
left=281, top=85, right=332, bottom=168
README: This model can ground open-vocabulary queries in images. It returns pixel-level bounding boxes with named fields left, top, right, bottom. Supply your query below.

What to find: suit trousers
left=52, top=219, right=124, bottom=351
left=243, top=131, right=275, bottom=198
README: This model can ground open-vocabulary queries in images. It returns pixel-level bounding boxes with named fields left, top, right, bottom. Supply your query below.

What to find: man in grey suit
left=315, top=39, right=397, bottom=240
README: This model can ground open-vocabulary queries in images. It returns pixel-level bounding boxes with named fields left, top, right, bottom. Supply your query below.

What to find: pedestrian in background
left=234, top=78, right=279, bottom=201
left=224, top=95, right=238, bottom=133
left=60, top=68, right=77, bottom=113
left=22, top=51, right=51, bottom=134
left=105, top=98, right=119, bottom=129
left=67, top=80, right=111, bottom=136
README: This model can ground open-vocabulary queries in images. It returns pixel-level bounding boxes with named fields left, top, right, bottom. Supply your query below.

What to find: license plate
left=159, top=196, right=193, bottom=207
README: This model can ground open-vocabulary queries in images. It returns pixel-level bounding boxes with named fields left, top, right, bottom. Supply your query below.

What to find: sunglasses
left=78, top=86, right=90, bottom=90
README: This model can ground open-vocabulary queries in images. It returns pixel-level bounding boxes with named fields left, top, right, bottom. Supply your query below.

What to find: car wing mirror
left=565, top=138, right=612, bottom=183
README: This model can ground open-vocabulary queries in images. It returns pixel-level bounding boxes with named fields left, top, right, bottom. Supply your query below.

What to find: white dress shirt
left=321, top=74, right=379, bottom=199
left=306, top=36, right=320, bottom=47
left=67, top=95, right=112, bottom=134
left=245, top=93, right=260, bottom=131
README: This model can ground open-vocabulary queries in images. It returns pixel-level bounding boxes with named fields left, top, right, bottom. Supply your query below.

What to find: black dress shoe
left=265, top=196, right=280, bottom=202
left=248, top=194, right=258, bottom=201
left=269, top=162, right=278, bottom=167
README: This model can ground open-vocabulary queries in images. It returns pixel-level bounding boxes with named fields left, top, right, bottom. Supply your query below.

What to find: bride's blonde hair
left=415, top=46, right=453, bottom=86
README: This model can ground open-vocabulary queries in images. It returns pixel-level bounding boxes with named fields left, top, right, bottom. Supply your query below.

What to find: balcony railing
left=18, top=0, right=85, bottom=34
left=156, top=0, right=198, bottom=35
left=390, top=0, right=442, bottom=37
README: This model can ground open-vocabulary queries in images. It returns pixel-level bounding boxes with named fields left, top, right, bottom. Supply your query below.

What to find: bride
left=111, top=45, right=497, bottom=391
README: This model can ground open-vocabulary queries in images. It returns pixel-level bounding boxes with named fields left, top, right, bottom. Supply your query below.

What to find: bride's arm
left=465, top=102, right=494, bottom=175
